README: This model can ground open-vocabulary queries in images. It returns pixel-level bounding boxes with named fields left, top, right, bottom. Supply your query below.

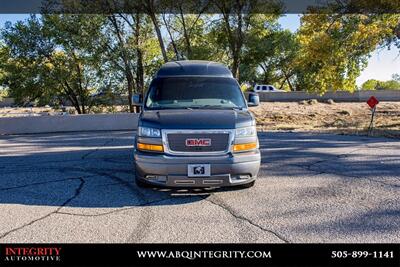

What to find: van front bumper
left=134, top=150, right=260, bottom=188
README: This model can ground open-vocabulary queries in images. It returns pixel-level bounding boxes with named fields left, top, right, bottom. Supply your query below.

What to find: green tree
left=158, top=0, right=210, bottom=60
left=380, top=80, right=400, bottom=90
left=243, top=28, right=299, bottom=90
left=0, top=43, right=9, bottom=89
left=211, top=1, right=281, bottom=80
left=140, top=0, right=169, bottom=63
left=361, top=78, right=400, bottom=90
left=0, top=45, right=8, bottom=100
left=296, top=13, right=400, bottom=93
left=102, top=13, right=163, bottom=111
left=105, top=14, right=139, bottom=112
left=2, top=15, right=106, bottom=113
left=361, top=79, right=379, bottom=90
left=1, top=16, right=57, bottom=106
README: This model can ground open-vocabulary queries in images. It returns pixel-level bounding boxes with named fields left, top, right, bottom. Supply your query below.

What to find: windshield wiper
left=188, top=105, right=229, bottom=109
left=194, top=105, right=245, bottom=110
left=148, top=106, right=193, bottom=110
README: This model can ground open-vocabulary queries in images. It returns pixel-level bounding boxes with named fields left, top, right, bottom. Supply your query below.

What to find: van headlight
left=138, top=126, right=161, bottom=138
left=235, top=126, right=256, bottom=137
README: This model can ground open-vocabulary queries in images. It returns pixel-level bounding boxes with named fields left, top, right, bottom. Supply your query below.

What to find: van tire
left=134, top=166, right=152, bottom=188
left=135, top=176, right=153, bottom=188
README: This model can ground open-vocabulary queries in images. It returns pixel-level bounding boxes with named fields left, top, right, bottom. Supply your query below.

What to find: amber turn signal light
left=137, top=143, right=164, bottom=152
left=233, top=142, right=257, bottom=152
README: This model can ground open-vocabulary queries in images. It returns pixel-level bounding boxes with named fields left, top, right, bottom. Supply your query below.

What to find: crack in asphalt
left=0, top=166, right=84, bottom=175
left=56, top=196, right=175, bottom=217
left=0, top=155, right=133, bottom=173
left=0, top=178, right=85, bottom=240
left=0, top=175, right=96, bottom=191
left=300, top=146, right=368, bottom=174
left=0, top=135, right=140, bottom=241
left=63, top=165, right=160, bottom=243
left=203, top=196, right=290, bottom=243
left=70, top=167, right=146, bottom=199
left=81, top=138, right=115, bottom=159
left=56, top=139, right=158, bottom=242
left=305, top=164, right=400, bottom=190
left=284, top=144, right=400, bottom=190
left=1, top=132, right=398, bottom=242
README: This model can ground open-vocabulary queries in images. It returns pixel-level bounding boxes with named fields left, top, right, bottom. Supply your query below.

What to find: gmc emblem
left=185, top=138, right=211, bottom=147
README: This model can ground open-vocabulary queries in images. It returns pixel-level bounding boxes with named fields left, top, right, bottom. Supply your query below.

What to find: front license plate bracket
left=187, top=164, right=211, bottom=177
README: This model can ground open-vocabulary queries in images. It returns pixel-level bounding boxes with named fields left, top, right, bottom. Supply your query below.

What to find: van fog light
left=232, top=174, right=251, bottom=180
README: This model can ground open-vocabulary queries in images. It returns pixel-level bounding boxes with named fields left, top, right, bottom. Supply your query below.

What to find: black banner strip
left=1, top=0, right=400, bottom=14
left=1, top=243, right=399, bottom=267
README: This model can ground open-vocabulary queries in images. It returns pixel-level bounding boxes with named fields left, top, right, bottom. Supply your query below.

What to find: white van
left=253, top=84, right=283, bottom=92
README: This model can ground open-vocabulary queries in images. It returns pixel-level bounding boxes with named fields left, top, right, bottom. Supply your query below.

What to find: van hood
left=139, top=109, right=255, bottom=129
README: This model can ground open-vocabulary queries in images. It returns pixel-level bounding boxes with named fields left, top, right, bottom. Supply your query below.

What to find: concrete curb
left=0, top=113, right=139, bottom=135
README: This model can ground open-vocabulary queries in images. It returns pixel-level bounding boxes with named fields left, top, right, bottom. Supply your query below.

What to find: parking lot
left=0, top=131, right=399, bottom=243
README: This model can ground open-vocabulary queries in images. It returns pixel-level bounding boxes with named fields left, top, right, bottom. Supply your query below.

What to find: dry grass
left=0, top=107, right=62, bottom=117
left=250, top=101, right=400, bottom=138
left=0, top=106, right=129, bottom=117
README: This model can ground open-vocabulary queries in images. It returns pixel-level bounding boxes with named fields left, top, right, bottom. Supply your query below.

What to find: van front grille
left=167, top=133, right=230, bottom=153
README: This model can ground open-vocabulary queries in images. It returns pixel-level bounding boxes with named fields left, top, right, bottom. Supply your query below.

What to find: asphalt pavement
left=0, top=131, right=399, bottom=243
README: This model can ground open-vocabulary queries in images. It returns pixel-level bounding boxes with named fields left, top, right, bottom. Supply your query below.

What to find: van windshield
left=145, top=77, right=246, bottom=110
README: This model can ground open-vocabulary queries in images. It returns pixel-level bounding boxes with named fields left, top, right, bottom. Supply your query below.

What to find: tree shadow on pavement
left=258, top=131, right=400, bottom=179
left=0, top=130, right=398, bottom=209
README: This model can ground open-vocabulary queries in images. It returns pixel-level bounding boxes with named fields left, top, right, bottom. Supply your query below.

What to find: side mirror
left=132, top=94, right=142, bottom=105
left=247, top=93, right=260, bottom=107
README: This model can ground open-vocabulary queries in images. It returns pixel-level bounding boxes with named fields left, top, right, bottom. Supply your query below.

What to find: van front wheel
left=135, top=176, right=153, bottom=188
left=134, top=166, right=152, bottom=188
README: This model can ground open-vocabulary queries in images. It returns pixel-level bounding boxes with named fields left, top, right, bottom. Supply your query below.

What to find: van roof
left=156, top=60, right=233, bottom=78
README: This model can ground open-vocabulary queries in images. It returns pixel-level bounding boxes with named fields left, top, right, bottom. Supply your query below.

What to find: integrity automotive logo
left=2, top=246, right=62, bottom=263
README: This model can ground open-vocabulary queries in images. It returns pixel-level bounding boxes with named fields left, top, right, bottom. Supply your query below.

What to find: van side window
left=262, top=85, right=267, bottom=91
